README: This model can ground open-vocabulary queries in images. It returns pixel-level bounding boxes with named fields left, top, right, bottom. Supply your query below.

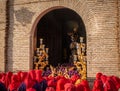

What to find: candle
left=34, top=56, right=37, bottom=61
left=39, top=50, right=42, bottom=55
left=46, top=48, right=49, bottom=54
left=77, top=50, right=80, bottom=55
left=74, top=55, right=77, bottom=61
left=42, top=44, right=45, bottom=50
left=76, top=43, right=79, bottom=49
left=82, top=44, right=85, bottom=52
left=46, top=56, right=48, bottom=60
left=40, top=45, right=42, bottom=49
left=37, top=48, right=39, bottom=53
left=82, top=47, right=85, bottom=52
left=80, top=37, right=83, bottom=43
left=40, top=38, right=43, bottom=44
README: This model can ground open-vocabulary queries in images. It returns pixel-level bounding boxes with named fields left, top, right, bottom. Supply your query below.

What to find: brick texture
left=118, top=0, right=120, bottom=76
left=0, top=0, right=6, bottom=72
left=0, top=0, right=120, bottom=78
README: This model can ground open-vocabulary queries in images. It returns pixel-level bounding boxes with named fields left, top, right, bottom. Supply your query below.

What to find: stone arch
left=30, top=6, right=87, bottom=69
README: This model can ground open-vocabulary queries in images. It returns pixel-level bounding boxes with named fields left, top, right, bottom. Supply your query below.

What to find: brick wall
left=118, top=0, right=120, bottom=76
left=86, top=0, right=119, bottom=77
left=0, top=0, right=119, bottom=78
left=0, top=0, right=6, bottom=72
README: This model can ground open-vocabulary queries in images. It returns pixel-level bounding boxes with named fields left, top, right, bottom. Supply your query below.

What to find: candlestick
left=39, top=50, right=42, bottom=55
left=76, top=43, right=79, bottom=49
left=46, top=48, right=49, bottom=54
left=80, top=37, right=83, bottom=43
left=74, top=55, right=77, bottom=61
left=34, top=56, right=37, bottom=61
left=46, top=56, right=48, bottom=60
left=40, top=38, right=43, bottom=44
left=77, top=50, right=80, bottom=55
left=37, top=48, right=39, bottom=53
left=40, top=45, right=42, bottom=49
left=42, top=44, right=45, bottom=50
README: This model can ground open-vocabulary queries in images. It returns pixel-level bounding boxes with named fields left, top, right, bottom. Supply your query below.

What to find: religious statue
left=67, top=27, right=79, bottom=63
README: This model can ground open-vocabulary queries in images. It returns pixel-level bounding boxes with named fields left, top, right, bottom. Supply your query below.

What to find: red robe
left=92, top=79, right=104, bottom=91
left=9, top=74, right=21, bottom=91
left=64, top=83, right=76, bottom=91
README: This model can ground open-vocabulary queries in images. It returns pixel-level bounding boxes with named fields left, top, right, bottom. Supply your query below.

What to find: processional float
left=33, top=30, right=87, bottom=80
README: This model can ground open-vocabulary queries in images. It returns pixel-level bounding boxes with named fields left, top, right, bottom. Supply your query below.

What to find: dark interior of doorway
left=36, top=8, right=86, bottom=67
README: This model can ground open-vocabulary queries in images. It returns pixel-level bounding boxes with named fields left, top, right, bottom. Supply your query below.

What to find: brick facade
left=0, top=0, right=6, bottom=72
left=0, top=0, right=120, bottom=78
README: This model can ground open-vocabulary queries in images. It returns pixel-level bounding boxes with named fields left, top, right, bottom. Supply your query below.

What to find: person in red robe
left=35, top=70, right=43, bottom=83
left=70, top=74, right=80, bottom=84
left=111, top=76, right=120, bottom=90
left=103, top=76, right=117, bottom=91
left=100, top=75, right=107, bottom=88
left=9, top=74, right=21, bottom=91
left=29, top=70, right=36, bottom=82
left=92, top=72, right=104, bottom=91
left=24, top=73, right=36, bottom=91
left=47, top=79, right=56, bottom=89
left=46, top=87, right=55, bottom=91
left=33, top=70, right=47, bottom=91
left=64, top=83, right=76, bottom=91
left=56, top=77, right=70, bottom=91
left=80, top=80, right=91, bottom=91
left=75, top=83, right=84, bottom=91
left=4, top=71, right=13, bottom=89
left=0, top=78, right=7, bottom=91
left=20, top=72, right=28, bottom=82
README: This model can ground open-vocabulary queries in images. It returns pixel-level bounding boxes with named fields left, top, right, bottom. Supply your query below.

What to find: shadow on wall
left=5, top=0, right=14, bottom=72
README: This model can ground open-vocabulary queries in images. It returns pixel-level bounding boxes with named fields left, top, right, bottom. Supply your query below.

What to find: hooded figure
left=46, top=87, right=55, bottom=91
left=80, top=80, right=90, bottom=91
left=33, top=79, right=47, bottom=91
left=103, top=76, right=117, bottom=91
left=112, top=76, right=120, bottom=90
left=75, top=83, right=84, bottom=91
left=29, top=70, right=36, bottom=82
left=5, top=72, right=13, bottom=89
left=24, top=74, right=36, bottom=89
left=56, top=77, right=69, bottom=91
left=33, top=70, right=47, bottom=91
left=100, top=75, right=107, bottom=88
left=92, top=72, right=104, bottom=91
left=0, top=73, right=6, bottom=85
left=47, top=79, right=56, bottom=89
left=9, top=74, right=21, bottom=91
left=18, top=72, right=28, bottom=91
left=20, top=72, right=28, bottom=82
left=18, top=73, right=35, bottom=91
left=35, top=70, right=43, bottom=83
left=0, top=80, right=7, bottom=91
left=64, top=83, right=76, bottom=91
left=70, top=74, right=80, bottom=84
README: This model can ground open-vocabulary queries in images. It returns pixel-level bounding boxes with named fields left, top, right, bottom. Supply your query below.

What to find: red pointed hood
left=9, top=74, right=20, bottom=91
left=96, top=72, right=102, bottom=79
left=24, top=74, right=35, bottom=88
left=35, top=70, right=43, bottom=82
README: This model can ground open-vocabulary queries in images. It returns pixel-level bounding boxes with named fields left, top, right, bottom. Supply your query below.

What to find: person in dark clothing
left=0, top=81, right=7, bottom=91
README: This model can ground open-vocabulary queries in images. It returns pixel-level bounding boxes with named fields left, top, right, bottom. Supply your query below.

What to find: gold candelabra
left=73, top=37, right=87, bottom=80
left=33, top=38, right=49, bottom=70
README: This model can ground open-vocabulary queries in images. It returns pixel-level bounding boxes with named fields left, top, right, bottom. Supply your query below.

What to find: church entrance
left=33, top=8, right=86, bottom=68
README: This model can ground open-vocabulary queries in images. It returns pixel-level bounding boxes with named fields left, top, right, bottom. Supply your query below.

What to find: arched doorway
left=33, top=7, right=86, bottom=68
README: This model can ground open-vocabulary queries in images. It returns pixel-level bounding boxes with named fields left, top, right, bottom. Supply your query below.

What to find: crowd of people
left=93, top=73, right=120, bottom=91
left=0, top=69, right=120, bottom=91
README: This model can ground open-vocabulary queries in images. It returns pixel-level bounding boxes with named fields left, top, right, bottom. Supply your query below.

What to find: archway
left=33, top=7, right=86, bottom=68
